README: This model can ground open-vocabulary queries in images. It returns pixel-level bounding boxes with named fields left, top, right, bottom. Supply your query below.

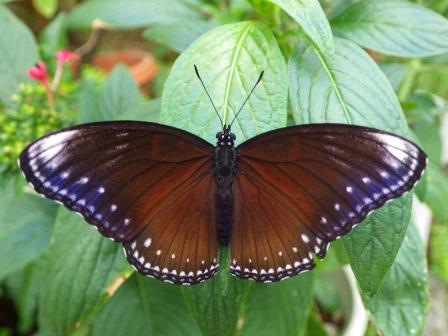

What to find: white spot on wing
left=301, top=234, right=309, bottom=243
left=144, top=238, right=152, bottom=247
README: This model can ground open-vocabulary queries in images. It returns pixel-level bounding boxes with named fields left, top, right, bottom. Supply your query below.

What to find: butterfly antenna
left=194, top=65, right=224, bottom=129
left=229, top=71, right=264, bottom=128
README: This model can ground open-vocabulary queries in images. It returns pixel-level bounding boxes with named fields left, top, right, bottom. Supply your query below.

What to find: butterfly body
left=213, top=126, right=238, bottom=246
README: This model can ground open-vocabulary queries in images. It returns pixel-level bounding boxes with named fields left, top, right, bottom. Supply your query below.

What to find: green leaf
left=117, top=98, right=161, bottom=122
left=5, top=259, right=46, bottom=334
left=182, top=248, right=250, bottom=336
left=343, top=195, right=412, bottom=296
left=0, top=185, right=57, bottom=280
left=67, top=0, right=199, bottom=29
left=143, top=19, right=215, bottom=53
left=161, top=21, right=288, bottom=144
left=365, top=220, right=428, bottom=336
left=38, top=208, right=132, bottom=335
left=289, top=37, right=408, bottom=135
left=0, top=6, right=39, bottom=106
left=406, top=92, right=443, bottom=164
left=420, top=163, right=448, bottom=222
left=379, top=63, right=409, bottom=92
left=93, top=275, right=200, bottom=336
left=305, top=308, right=327, bottom=336
left=332, top=0, right=448, bottom=57
left=313, top=273, right=342, bottom=316
left=239, top=273, right=313, bottom=336
left=77, top=78, right=102, bottom=123
left=33, top=0, right=58, bottom=18
left=289, top=37, right=412, bottom=297
left=99, top=65, right=141, bottom=120
left=429, top=223, right=448, bottom=283
left=39, top=12, right=68, bottom=60
left=268, top=0, right=334, bottom=58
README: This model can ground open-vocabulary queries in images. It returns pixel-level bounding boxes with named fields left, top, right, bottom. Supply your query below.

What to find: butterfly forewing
left=231, top=124, right=427, bottom=282
left=19, top=121, right=219, bottom=284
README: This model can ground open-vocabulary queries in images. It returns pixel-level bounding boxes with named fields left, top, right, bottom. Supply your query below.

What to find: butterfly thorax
left=213, top=126, right=237, bottom=245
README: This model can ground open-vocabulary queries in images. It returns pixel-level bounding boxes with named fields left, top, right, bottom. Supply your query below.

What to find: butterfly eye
left=231, top=133, right=236, bottom=140
left=216, top=132, right=222, bottom=139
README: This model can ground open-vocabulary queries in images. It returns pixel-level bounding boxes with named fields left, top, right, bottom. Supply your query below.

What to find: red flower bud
left=56, top=50, right=80, bottom=64
left=27, top=61, right=48, bottom=85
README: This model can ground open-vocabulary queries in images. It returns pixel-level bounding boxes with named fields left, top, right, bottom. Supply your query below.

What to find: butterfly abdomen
left=213, top=146, right=237, bottom=245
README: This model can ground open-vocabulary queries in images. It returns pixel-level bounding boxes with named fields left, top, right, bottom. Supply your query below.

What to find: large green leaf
left=332, top=0, right=448, bottom=57
left=289, top=37, right=407, bottom=135
left=143, top=19, right=215, bottom=53
left=239, top=273, right=313, bottom=336
left=365, top=220, right=428, bottom=335
left=0, top=6, right=39, bottom=105
left=288, top=37, right=413, bottom=297
left=92, top=275, right=200, bottom=336
left=38, top=209, right=132, bottom=336
left=343, top=195, right=412, bottom=296
left=268, top=0, right=334, bottom=58
left=67, top=0, right=198, bottom=29
left=0, top=185, right=57, bottom=280
left=161, top=21, right=288, bottom=144
left=182, top=248, right=250, bottom=336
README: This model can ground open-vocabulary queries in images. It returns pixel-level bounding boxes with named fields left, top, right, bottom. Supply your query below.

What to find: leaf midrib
left=222, top=22, right=253, bottom=125
left=304, top=36, right=353, bottom=124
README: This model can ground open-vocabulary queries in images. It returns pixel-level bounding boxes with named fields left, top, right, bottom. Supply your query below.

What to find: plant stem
left=44, top=84, right=55, bottom=110
left=51, top=63, right=63, bottom=91
left=398, top=59, right=421, bottom=102
left=75, top=20, right=103, bottom=57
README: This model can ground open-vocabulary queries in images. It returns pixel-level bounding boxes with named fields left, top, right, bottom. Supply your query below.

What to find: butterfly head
left=216, top=125, right=236, bottom=147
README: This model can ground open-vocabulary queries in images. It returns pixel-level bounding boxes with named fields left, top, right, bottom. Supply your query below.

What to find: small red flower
left=27, top=61, right=48, bottom=85
left=56, top=50, right=80, bottom=64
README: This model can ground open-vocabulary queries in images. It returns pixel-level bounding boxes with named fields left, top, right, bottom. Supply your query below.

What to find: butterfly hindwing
left=231, top=124, right=427, bottom=282
left=123, top=166, right=219, bottom=284
left=19, top=121, right=219, bottom=284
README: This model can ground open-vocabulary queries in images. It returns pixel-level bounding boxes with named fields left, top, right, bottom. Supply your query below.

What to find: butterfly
left=18, top=66, right=427, bottom=285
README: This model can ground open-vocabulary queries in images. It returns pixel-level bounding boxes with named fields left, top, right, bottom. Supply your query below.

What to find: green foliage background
left=1, top=0, right=448, bottom=335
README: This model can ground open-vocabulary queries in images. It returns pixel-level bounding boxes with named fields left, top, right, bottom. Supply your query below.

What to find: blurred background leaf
left=332, top=0, right=448, bottom=57
left=67, top=0, right=199, bottom=29
left=0, top=180, right=57, bottom=281
left=0, top=7, right=39, bottom=106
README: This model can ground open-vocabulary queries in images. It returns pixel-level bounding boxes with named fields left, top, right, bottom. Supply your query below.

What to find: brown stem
left=75, top=19, right=105, bottom=57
